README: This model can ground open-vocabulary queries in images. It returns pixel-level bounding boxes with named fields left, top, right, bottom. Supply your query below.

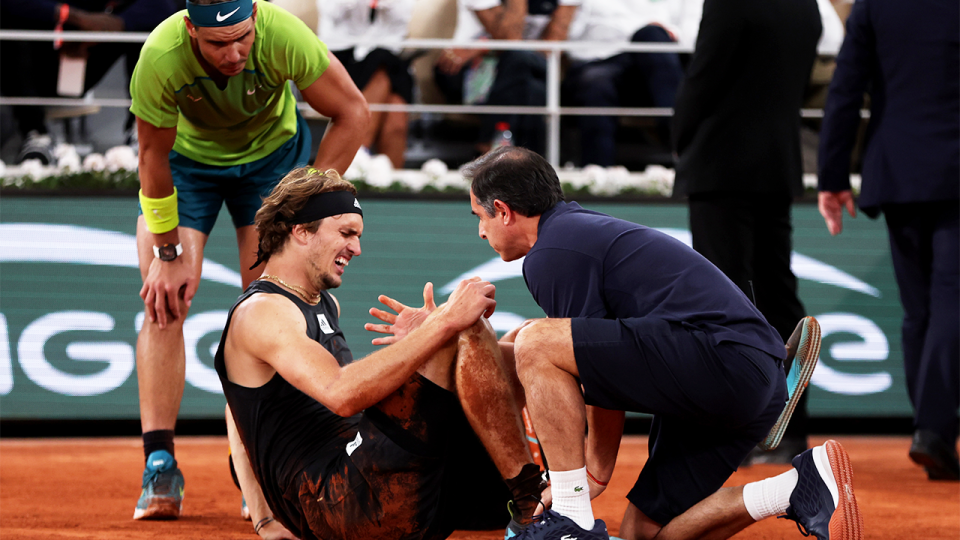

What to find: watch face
left=158, top=244, right=179, bottom=261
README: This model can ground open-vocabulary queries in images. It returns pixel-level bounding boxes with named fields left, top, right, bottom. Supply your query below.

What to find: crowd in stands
left=0, top=0, right=853, bottom=169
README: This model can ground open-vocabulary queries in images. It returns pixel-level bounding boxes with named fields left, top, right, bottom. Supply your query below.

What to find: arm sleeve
left=523, top=249, right=607, bottom=319
left=671, top=0, right=744, bottom=154
left=128, top=44, right=179, bottom=128
left=817, top=0, right=875, bottom=192
left=263, top=6, right=330, bottom=90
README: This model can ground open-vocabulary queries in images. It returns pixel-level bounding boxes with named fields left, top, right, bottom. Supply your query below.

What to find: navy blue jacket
left=817, top=0, right=960, bottom=216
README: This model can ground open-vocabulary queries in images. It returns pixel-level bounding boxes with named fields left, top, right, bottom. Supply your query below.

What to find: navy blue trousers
left=884, top=201, right=960, bottom=442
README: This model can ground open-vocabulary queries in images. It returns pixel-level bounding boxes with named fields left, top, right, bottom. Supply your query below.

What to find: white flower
left=104, top=145, right=138, bottom=172
left=83, top=153, right=106, bottom=172
left=344, top=146, right=371, bottom=181
left=58, top=152, right=82, bottom=174
left=20, top=159, right=46, bottom=180
left=641, top=165, right=675, bottom=196
left=365, top=154, right=395, bottom=188
left=53, top=143, right=78, bottom=161
left=0, top=160, right=6, bottom=178
left=420, top=158, right=448, bottom=180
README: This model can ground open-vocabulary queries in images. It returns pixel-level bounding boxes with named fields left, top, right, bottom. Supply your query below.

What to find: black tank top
left=215, top=280, right=360, bottom=537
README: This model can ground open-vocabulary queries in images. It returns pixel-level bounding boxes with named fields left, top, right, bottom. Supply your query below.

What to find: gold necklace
left=260, top=274, right=321, bottom=303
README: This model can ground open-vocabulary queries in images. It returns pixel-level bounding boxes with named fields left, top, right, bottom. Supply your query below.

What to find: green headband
left=186, top=0, right=253, bottom=28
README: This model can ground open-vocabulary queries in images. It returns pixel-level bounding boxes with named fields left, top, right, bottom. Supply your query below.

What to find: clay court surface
left=2, top=435, right=957, bottom=539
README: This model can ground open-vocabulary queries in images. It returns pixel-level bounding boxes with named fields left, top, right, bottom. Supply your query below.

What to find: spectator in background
left=0, top=0, right=178, bottom=163
left=671, top=0, right=821, bottom=464
left=563, top=0, right=684, bottom=167
left=318, top=0, right=415, bottom=168
left=817, top=0, right=959, bottom=481
left=434, top=0, right=580, bottom=156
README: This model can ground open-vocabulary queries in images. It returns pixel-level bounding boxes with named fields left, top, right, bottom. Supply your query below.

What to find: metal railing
left=0, top=29, right=845, bottom=166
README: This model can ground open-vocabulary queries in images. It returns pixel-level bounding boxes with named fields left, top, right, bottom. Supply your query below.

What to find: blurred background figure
left=671, top=0, right=822, bottom=463
left=433, top=0, right=580, bottom=156
left=0, top=0, right=178, bottom=163
left=563, top=0, right=684, bottom=167
left=318, top=0, right=416, bottom=168
left=817, top=0, right=959, bottom=481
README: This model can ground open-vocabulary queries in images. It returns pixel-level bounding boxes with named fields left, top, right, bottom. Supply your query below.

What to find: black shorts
left=332, top=48, right=414, bottom=104
left=572, top=317, right=786, bottom=526
left=296, top=374, right=509, bottom=540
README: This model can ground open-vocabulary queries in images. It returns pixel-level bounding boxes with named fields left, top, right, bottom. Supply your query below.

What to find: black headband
left=250, top=191, right=363, bottom=269
left=280, top=190, right=363, bottom=223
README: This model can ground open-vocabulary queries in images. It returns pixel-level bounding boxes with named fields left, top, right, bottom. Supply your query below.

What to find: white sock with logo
left=742, top=468, right=799, bottom=521
left=549, top=467, right=595, bottom=530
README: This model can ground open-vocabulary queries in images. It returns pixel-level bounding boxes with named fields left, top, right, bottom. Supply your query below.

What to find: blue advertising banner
left=0, top=197, right=908, bottom=419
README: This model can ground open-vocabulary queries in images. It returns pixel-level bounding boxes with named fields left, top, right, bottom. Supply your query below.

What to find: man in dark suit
left=818, top=0, right=959, bottom=481
left=671, top=0, right=822, bottom=462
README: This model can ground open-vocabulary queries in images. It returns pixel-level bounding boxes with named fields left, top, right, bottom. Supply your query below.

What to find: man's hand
left=139, top=257, right=197, bottom=329
left=818, top=190, right=857, bottom=236
left=258, top=519, right=300, bottom=540
left=365, top=282, right=438, bottom=345
left=436, top=48, right=484, bottom=75
left=441, top=277, right=497, bottom=331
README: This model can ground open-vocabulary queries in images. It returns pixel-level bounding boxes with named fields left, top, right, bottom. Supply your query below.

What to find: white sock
left=742, top=468, right=799, bottom=521
left=549, top=467, right=595, bottom=530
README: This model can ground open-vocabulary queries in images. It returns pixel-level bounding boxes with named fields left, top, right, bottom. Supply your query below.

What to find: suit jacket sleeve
left=671, top=0, right=745, bottom=155
left=817, top=0, right=875, bottom=192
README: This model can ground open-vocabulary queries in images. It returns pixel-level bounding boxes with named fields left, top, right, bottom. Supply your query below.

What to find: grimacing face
left=185, top=8, right=256, bottom=77
left=308, top=213, right=363, bottom=291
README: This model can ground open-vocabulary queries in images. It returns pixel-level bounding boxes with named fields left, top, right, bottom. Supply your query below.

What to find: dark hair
left=254, top=167, right=357, bottom=263
left=462, top=146, right=564, bottom=217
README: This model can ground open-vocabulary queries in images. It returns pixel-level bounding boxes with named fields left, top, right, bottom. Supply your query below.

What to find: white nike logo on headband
left=216, top=5, right=241, bottom=22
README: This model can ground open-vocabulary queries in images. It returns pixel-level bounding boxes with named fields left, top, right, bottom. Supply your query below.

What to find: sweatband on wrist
left=186, top=0, right=254, bottom=28
left=139, top=188, right=180, bottom=234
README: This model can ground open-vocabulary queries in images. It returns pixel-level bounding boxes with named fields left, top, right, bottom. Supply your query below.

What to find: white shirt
left=453, top=0, right=583, bottom=43
left=567, top=0, right=680, bottom=61
left=317, top=0, right=414, bottom=59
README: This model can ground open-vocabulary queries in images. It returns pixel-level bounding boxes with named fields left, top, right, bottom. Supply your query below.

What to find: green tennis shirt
left=130, top=1, right=329, bottom=166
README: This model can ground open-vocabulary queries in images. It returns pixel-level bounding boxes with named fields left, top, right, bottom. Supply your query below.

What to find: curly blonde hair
left=253, top=167, right=358, bottom=264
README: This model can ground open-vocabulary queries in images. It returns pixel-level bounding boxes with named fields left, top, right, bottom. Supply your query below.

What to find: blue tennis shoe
left=133, top=450, right=184, bottom=520
left=514, top=509, right=608, bottom=540
left=781, top=440, right=862, bottom=539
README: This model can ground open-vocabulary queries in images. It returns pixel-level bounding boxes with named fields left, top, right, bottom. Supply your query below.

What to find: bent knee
left=513, top=319, right=573, bottom=375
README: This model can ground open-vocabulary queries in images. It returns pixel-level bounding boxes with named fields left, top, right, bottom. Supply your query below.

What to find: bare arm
left=474, top=0, right=525, bottom=40
left=299, top=54, right=370, bottom=175
left=136, top=118, right=199, bottom=327
left=226, top=408, right=298, bottom=540
left=226, top=278, right=497, bottom=417
left=538, top=5, right=578, bottom=42
left=584, top=406, right=625, bottom=498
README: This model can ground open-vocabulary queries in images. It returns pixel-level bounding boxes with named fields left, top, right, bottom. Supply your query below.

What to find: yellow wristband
left=139, top=188, right=180, bottom=234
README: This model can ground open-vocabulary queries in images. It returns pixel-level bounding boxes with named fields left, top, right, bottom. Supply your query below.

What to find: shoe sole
left=760, top=317, right=821, bottom=451
left=825, top=440, right=863, bottom=540
left=132, top=498, right=182, bottom=520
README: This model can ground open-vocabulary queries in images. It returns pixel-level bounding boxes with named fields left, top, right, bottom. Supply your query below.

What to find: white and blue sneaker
left=133, top=450, right=184, bottom=520
left=514, top=509, right=608, bottom=540
left=781, top=440, right=863, bottom=539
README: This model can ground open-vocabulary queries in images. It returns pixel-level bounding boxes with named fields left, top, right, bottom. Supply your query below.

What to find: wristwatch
left=153, top=243, right=183, bottom=262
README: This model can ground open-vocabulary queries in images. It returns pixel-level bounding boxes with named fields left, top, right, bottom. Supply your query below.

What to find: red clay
left=1, top=435, right=957, bottom=539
